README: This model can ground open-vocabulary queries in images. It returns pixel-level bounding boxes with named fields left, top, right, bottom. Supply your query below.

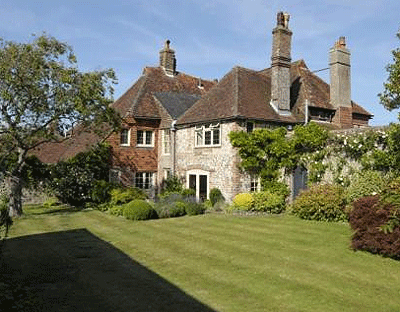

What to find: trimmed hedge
left=122, top=200, right=158, bottom=221
left=110, top=187, right=147, bottom=206
left=290, top=184, right=347, bottom=222
left=349, top=195, right=400, bottom=260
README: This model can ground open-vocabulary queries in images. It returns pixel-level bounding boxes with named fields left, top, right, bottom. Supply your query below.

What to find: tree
left=0, top=34, right=120, bottom=217
left=379, top=31, right=400, bottom=112
left=229, top=123, right=328, bottom=189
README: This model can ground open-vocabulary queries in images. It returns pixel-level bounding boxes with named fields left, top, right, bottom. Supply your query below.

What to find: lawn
left=3, top=205, right=400, bottom=311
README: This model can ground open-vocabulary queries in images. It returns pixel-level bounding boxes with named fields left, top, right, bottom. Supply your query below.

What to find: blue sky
left=0, top=0, right=399, bottom=126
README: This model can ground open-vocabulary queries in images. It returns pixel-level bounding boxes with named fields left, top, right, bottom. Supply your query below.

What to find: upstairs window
left=137, top=130, right=154, bottom=147
left=135, top=172, right=153, bottom=189
left=120, top=129, right=130, bottom=146
left=162, top=129, right=171, bottom=154
left=195, top=123, right=220, bottom=147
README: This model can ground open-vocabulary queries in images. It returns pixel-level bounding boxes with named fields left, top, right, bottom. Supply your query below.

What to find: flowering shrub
left=345, top=170, right=386, bottom=205
left=290, top=184, right=347, bottom=222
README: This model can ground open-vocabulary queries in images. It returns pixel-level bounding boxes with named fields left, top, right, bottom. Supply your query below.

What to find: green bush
left=232, top=193, right=253, bottom=211
left=290, top=184, right=347, bottom=222
left=180, top=188, right=196, bottom=197
left=262, top=181, right=290, bottom=198
left=209, top=188, right=225, bottom=206
left=184, top=202, right=206, bottom=216
left=43, top=197, right=59, bottom=208
left=162, top=175, right=183, bottom=193
left=109, top=205, right=124, bottom=216
left=91, top=180, right=117, bottom=204
left=0, top=194, right=12, bottom=239
left=110, top=187, right=147, bottom=206
left=252, top=191, right=286, bottom=214
left=345, top=170, right=386, bottom=204
left=155, top=201, right=187, bottom=218
left=122, top=199, right=158, bottom=221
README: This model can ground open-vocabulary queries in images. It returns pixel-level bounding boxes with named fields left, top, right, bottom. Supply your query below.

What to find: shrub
left=110, top=187, right=147, bottom=206
left=345, top=170, right=386, bottom=205
left=91, top=180, right=117, bottom=204
left=181, top=188, right=196, bottom=197
left=252, top=191, right=286, bottom=214
left=232, top=193, right=253, bottom=211
left=349, top=195, right=400, bottom=260
left=184, top=202, right=206, bottom=216
left=155, top=201, right=187, bottom=218
left=209, top=188, right=225, bottom=206
left=162, top=175, right=183, bottom=193
left=43, top=197, right=60, bottom=208
left=0, top=194, right=12, bottom=239
left=109, top=205, right=124, bottom=216
left=122, top=199, right=158, bottom=221
left=262, top=181, right=290, bottom=198
left=290, top=184, right=347, bottom=222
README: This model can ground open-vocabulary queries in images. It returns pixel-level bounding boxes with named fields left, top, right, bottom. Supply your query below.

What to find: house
left=34, top=12, right=373, bottom=202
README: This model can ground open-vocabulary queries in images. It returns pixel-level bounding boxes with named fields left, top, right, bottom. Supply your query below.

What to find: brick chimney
left=271, top=12, right=292, bottom=115
left=330, top=37, right=352, bottom=127
left=159, top=40, right=176, bottom=76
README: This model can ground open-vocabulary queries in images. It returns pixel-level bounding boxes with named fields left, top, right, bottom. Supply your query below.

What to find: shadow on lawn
left=0, top=229, right=216, bottom=312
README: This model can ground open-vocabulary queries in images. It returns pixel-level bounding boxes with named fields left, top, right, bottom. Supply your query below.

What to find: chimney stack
left=330, top=37, right=352, bottom=127
left=159, top=40, right=176, bottom=76
left=271, top=12, right=292, bottom=115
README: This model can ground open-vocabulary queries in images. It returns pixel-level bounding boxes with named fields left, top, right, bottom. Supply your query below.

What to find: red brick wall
left=106, top=118, right=160, bottom=178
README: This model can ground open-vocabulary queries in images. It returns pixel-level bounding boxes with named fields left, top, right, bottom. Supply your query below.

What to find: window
left=250, top=175, right=260, bottom=192
left=162, top=129, right=171, bottom=154
left=163, top=168, right=171, bottom=180
left=195, top=123, right=220, bottom=147
left=246, top=122, right=254, bottom=133
left=120, top=129, right=130, bottom=146
left=137, top=130, right=154, bottom=147
left=135, top=172, right=153, bottom=189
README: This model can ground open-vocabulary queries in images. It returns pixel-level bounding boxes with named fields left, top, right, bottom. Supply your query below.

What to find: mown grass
left=7, top=205, right=400, bottom=312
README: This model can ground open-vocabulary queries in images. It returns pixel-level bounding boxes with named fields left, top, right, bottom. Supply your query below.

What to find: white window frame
left=137, top=130, right=154, bottom=147
left=195, top=123, right=221, bottom=147
left=162, top=129, right=171, bottom=155
left=134, top=172, right=154, bottom=190
left=120, top=129, right=130, bottom=146
left=163, top=168, right=171, bottom=180
left=250, top=175, right=261, bottom=192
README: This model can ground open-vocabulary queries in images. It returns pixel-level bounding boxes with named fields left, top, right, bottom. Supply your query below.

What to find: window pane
left=196, top=131, right=203, bottom=146
left=137, top=130, right=143, bottom=145
left=120, top=129, right=129, bottom=145
left=145, top=131, right=152, bottom=145
left=213, top=129, right=220, bottom=145
left=204, top=130, right=211, bottom=145
left=135, top=173, right=143, bottom=188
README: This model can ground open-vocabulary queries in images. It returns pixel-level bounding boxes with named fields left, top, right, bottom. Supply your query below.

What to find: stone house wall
left=174, top=121, right=251, bottom=202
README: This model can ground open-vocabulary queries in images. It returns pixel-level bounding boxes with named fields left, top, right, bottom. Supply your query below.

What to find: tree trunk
left=9, top=175, right=23, bottom=217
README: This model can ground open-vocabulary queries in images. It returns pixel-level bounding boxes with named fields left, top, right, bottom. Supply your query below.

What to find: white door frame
left=186, top=169, right=210, bottom=201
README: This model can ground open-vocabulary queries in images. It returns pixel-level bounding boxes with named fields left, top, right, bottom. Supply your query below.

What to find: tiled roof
left=111, top=67, right=215, bottom=119
left=153, top=92, right=201, bottom=119
left=32, top=125, right=111, bottom=164
left=177, top=60, right=372, bottom=126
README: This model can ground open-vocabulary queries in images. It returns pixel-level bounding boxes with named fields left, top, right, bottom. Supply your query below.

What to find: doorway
left=187, top=170, right=209, bottom=202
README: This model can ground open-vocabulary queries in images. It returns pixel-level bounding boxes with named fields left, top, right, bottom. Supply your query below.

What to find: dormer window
left=120, top=129, right=130, bottom=146
left=195, top=123, right=221, bottom=147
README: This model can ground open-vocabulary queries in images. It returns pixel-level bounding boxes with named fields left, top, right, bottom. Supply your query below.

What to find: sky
left=0, top=0, right=399, bottom=126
